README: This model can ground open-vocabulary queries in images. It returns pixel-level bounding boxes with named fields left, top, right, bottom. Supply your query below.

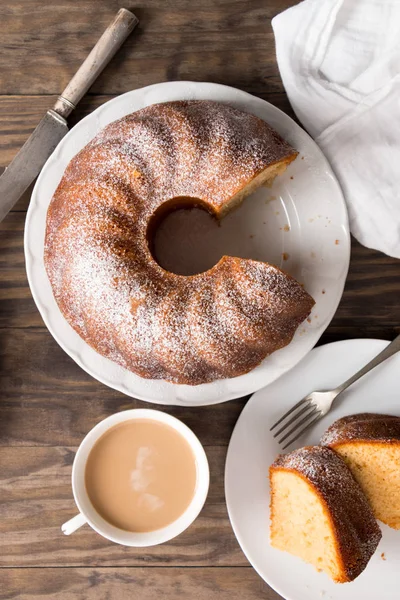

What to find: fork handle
left=333, top=334, right=400, bottom=399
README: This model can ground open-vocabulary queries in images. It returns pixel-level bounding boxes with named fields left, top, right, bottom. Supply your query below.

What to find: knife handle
left=53, top=8, right=138, bottom=119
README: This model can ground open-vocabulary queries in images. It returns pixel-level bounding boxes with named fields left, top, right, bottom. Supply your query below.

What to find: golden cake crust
left=321, top=413, right=400, bottom=446
left=44, top=100, right=314, bottom=384
left=270, top=446, right=381, bottom=582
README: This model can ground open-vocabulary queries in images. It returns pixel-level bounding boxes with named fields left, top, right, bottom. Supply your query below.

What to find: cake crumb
left=283, top=224, right=290, bottom=232
left=290, top=176, right=293, bottom=180
left=263, top=221, right=266, bottom=225
left=322, top=289, right=325, bottom=294
left=307, top=317, right=311, bottom=323
left=301, top=156, right=304, bottom=160
left=381, top=552, right=386, bottom=560
left=282, top=252, right=289, bottom=261
left=335, top=239, right=340, bottom=245
left=249, top=234, right=254, bottom=239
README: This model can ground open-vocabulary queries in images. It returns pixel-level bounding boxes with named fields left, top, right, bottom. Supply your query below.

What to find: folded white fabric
left=272, top=0, right=400, bottom=258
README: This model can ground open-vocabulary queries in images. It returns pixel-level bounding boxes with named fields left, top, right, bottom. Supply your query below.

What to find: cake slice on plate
left=321, top=413, right=400, bottom=529
left=269, top=446, right=381, bottom=583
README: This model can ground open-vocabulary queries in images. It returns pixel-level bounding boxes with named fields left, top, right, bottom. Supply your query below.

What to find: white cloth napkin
left=272, top=0, right=400, bottom=258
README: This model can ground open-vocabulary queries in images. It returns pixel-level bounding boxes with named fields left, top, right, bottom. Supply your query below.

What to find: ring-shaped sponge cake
left=44, top=101, right=314, bottom=384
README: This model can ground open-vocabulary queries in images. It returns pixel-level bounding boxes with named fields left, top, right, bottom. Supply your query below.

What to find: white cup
left=61, top=409, right=210, bottom=546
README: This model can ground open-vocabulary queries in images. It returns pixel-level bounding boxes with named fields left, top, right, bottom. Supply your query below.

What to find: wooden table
left=1, top=1, right=399, bottom=598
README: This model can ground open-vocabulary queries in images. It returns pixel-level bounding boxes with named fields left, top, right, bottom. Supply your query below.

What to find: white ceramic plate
left=24, top=81, right=350, bottom=406
left=225, top=339, right=400, bottom=600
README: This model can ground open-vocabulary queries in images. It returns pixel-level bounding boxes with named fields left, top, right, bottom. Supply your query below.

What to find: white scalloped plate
left=24, top=81, right=350, bottom=406
left=225, top=339, right=400, bottom=600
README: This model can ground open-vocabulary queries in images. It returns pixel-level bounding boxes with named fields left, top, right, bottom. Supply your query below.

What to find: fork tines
left=270, top=397, right=322, bottom=450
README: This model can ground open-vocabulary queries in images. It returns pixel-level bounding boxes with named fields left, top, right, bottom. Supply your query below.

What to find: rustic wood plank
left=0, top=89, right=293, bottom=187
left=0, top=0, right=294, bottom=98
left=0, top=212, right=398, bottom=453
left=1, top=210, right=399, bottom=333
left=0, top=96, right=110, bottom=175
left=0, top=446, right=248, bottom=568
left=0, top=445, right=225, bottom=501
left=0, top=329, right=247, bottom=446
left=1, top=567, right=281, bottom=600
left=0, top=445, right=225, bottom=504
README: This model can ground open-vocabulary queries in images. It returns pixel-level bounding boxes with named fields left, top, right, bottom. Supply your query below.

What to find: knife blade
left=0, top=110, right=68, bottom=221
left=0, top=8, right=138, bottom=223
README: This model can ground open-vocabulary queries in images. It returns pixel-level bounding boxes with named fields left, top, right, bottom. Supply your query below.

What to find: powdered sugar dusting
left=44, top=100, right=313, bottom=384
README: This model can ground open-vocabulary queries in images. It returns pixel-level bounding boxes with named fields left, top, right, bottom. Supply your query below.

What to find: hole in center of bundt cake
left=147, top=197, right=221, bottom=276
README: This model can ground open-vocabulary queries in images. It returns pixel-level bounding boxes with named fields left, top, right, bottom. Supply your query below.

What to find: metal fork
left=271, top=334, right=400, bottom=450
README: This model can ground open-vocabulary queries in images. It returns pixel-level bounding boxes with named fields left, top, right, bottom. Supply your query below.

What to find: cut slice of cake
left=269, top=446, right=381, bottom=583
left=321, top=413, right=400, bottom=529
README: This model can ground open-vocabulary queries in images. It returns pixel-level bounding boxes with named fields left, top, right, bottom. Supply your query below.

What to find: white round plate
left=225, top=339, right=400, bottom=600
left=25, top=81, right=349, bottom=406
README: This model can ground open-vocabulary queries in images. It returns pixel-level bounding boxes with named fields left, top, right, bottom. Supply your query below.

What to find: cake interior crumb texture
left=270, top=470, right=342, bottom=582
left=269, top=446, right=381, bottom=584
left=321, top=413, right=400, bottom=530
left=217, top=160, right=291, bottom=218
left=331, top=443, right=400, bottom=529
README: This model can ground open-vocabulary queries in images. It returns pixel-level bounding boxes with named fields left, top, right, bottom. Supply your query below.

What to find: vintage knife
left=0, top=8, right=138, bottom=223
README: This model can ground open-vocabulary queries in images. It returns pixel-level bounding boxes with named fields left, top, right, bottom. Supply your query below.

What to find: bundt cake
left=321, top=413, right=400, bottom=529
left=44, top=100, right=314, bottom=385
left=269, top=446, right=381, bottom=583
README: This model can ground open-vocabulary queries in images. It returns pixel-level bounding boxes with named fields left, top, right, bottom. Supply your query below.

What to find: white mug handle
left=61, top=513, right=87, bottom=535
